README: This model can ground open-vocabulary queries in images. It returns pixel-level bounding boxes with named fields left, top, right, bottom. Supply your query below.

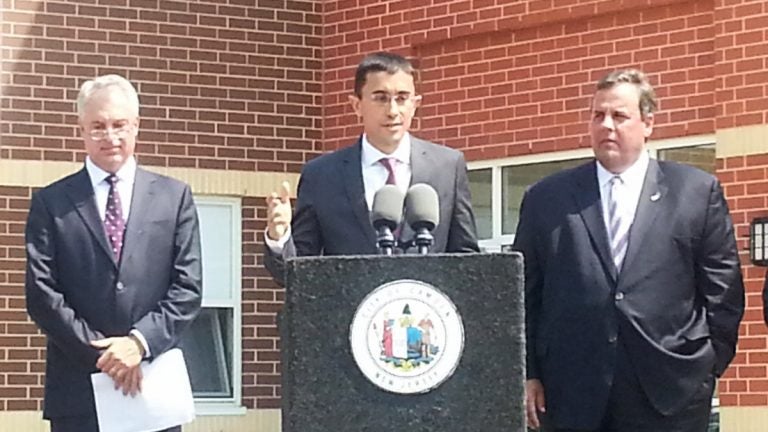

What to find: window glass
left=658, top=145, right=716, bottom=174
left=501, top=158, right=591, bottom=234
left=468, top=168, right=492, bottom=240
left=179, top=308, right=234, bottom=398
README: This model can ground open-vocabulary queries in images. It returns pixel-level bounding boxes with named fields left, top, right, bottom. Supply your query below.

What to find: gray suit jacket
left=515, top=159, right=744, bottom=429
left=25, top=167, right=202, bottom=419
left=264, top=136, right=479, bottom=284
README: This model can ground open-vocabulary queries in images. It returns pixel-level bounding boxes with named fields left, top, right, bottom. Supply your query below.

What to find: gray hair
left=596, top=69, right=657, bottom=119
left=77, top=74, right=140, bottom=119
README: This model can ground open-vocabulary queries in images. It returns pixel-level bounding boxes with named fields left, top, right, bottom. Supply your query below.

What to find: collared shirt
left=85, top=156, right=137, bottom=223
left=359, top=132, right=412, bottom=210
left=84, top=156, right=149, bottom=356
left=265, top=133, right=413, bottom=252
left=596, top=150, right=650, bottom=238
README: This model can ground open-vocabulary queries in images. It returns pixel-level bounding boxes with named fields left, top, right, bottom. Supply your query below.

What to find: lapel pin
left=650, top=192, right=661, bottom=201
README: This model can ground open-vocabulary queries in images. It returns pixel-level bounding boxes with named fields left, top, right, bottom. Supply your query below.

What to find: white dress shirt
left=360, top=133, right=412, bottom=209
left=85, top=156, right=137, bottom=223
left=85, top=156, right=150, bottom=356
left=596, top=150, right=650, bottom=239
left=265, top=133, right=413, bottom=253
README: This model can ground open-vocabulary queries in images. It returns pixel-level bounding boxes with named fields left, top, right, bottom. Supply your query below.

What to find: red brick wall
left=1, top=0, right=322, bottom=172
left=714, top=0, right=768, bottom=129
left=718, top=155, right=768, bottom=407
left=0, top=0, right=323, bottom=411
left=244, top=197, right=284, bottom=409
left=0, top=186, right=43, bottom=411
left=322, top=0, right=720, bottom=154
left=321, top=0, right=768, bottom=410
left=4, top=0, right=768, bottom=413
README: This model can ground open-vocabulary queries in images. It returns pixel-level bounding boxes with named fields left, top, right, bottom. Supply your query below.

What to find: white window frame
left=193, top=195, right=246, bottom=415
left=467, top=134, right=716, bottom=251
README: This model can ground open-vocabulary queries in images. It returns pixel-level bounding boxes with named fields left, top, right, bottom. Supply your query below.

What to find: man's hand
left=525, top=378, right=546, bottom=430
left=266, top=181, right=292, bottom=241
left=92, top=336, right=145, bottom=396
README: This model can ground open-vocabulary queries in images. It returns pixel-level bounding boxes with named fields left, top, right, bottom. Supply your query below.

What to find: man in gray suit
left=515, top=69, right=744, bottom=431
left=25, top=74, right=202, bottom=432
left=264, top=52, right=479, bottom=283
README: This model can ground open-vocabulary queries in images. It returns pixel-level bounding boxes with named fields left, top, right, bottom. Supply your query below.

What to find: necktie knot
left=106, top=174, right=118, bottom=186
left=379, top=157, right=397, bottom=185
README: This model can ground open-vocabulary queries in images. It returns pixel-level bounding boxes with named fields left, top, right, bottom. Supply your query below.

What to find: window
left=467, top=136, right=716, bottom=251
left=177, top=196, right=244, bottom=414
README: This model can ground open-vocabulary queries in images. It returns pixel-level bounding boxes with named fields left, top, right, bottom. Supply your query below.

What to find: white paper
left=91, top=348, right=196, bottom=432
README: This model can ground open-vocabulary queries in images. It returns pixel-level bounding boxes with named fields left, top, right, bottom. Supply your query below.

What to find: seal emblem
left=349, top=279, right=464, bottom=394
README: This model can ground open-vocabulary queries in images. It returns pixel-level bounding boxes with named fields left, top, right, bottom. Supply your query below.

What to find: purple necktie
left=104, top=174, right=126, bottom=261
left=379, top=158, right=397, bottom=185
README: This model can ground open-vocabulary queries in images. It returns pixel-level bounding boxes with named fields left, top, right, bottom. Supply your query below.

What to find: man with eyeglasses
left=24, top=74, right=202, bottom=432
left=263, top=52, right=479, bottom=284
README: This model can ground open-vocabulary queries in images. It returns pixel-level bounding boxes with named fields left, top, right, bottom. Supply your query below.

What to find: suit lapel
left=120, top=168, right=157, bottom=266
left=65, top=168, right=117, bottom=267
left=619, top=159, right=666, bottom=275
left=573, top=162, right=618, bottom=282
left=343, top=140, right=377, bottom=245
left=400, top=138, right=433, bottom=242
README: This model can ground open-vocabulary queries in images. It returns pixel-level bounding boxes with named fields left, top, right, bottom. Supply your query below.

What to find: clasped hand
left=91, top=336, right=145, bottom=397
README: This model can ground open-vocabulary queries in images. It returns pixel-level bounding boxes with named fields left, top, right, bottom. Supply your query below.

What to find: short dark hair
left=354, top=52, right=416, bottom=97
left=596, top=69, right=658, bottom=119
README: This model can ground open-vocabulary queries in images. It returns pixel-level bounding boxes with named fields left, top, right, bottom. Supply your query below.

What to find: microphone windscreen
left=405, top=183, right=439, bottom=230
left=370, top=185, right=404, bottom=230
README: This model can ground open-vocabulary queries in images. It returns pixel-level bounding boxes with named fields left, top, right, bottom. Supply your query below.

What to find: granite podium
left=280, top=253, right=526, bottom=432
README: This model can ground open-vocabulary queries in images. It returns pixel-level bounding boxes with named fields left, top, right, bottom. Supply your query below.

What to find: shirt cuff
left=264, top=227, right=291, bottom=254
left=129, top=329, right=151, bottom=358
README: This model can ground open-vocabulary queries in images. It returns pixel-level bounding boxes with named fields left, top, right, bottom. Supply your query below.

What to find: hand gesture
left=266, top=181, right=292, bottom=241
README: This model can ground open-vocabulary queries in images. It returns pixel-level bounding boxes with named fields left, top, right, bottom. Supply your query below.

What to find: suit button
left=608, top=335, right=617, bottom=343
left=614, top=292, right=624, bottom=301
left=116, top=282, right=125, bottom=291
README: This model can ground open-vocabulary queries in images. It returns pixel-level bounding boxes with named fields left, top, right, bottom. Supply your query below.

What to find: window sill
left=194, top=401, right=248, bottom=416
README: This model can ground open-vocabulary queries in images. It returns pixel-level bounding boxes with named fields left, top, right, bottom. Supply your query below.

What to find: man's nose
left=386, top=98, right=399, bottom=116
left=601, top=115, right=615, bottom=130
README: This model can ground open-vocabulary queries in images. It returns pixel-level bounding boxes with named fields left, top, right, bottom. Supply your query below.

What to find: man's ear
left=412, top=94, right=422, bottom=109
left=643, top=113, right=654, bottom=139
left=348, top=94, right=362, bottom=117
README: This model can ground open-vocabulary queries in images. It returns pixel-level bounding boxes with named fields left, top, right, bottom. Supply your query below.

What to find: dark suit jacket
left=514, top=159, right=744, bottom=430
left=264, top=136, right=479, bottom=283
left=25, top=167, right=202, bottom=419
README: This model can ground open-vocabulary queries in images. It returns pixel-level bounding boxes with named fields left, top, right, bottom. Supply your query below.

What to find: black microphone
left=370, top=185, right=405, bottom=255
left=404, top=184, right=440, bottom=255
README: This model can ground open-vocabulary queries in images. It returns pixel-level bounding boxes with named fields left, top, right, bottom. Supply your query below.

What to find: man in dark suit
left=25, top=74, right=202, bottom=432
left=264, top=52, right=478, bottom=282
left=515, top=69, right=744, bottom=431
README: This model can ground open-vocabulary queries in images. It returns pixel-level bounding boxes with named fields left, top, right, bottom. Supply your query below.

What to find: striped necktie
left=608, top=175, right=630, bottom=270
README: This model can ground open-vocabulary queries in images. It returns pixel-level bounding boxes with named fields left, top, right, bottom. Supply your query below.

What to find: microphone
left=404, top=184, right=440, bottom=255
left=370, top=185, right=405, bottom=255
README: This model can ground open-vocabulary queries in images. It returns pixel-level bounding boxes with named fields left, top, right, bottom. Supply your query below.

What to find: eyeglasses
left=88, top=125, right=133, bottom=141
left=368, top=93, right=419, bottom=107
